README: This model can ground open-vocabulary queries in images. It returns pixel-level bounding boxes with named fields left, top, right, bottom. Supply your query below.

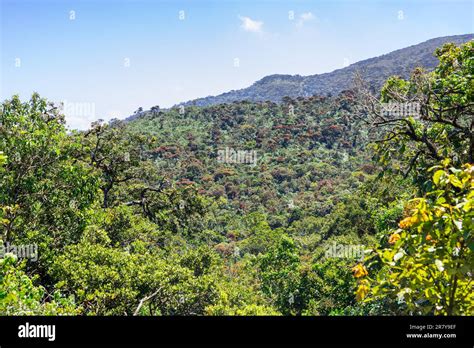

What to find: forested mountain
left=178, top=34, right=473, bottom=107
left=0, top=40, right=472, bottom=316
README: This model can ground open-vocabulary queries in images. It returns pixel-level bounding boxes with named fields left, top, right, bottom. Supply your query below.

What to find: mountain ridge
left=176, top=34, right=473, bottom=107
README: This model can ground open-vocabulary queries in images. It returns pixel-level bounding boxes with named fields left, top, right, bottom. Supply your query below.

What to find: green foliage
left=0, top=40, right=471, bottom=317
left=0, top=152, right=7, bottom=167
left=361, top=162, right=473, bottom=315
left=257, top=236, right=308, bottom=315
left=304, top=258, right=356, bottom=315
left=79, top=119, right=156, bottom=208
left=0, top=94, right=99, bottom=252
left=51, top=241, right=222, bottom=315
left=0, top=254, right=79, bottom=315
left=374, top=41, right=474, bottom=180
left=205, top=275, right=280, bottom=315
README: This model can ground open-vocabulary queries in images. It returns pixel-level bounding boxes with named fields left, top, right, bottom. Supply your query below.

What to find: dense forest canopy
left=0, top=41, right=472, bottom=316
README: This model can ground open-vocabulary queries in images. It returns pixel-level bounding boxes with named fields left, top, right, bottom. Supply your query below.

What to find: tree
left=352, top=41, right=473, bottom=180
left=358, top=162, right=473, bottom=315
left=257, top=236, right=302, bottom=315
left=51, top=237, right=223, bottom=315
left=0, top=254, right=79, bottom=315
left=81, top=119, right=154, bottom=208
left=0, top=94, right=98, bottom=252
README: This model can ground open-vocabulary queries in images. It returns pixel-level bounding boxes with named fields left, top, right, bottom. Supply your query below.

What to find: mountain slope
left=179, top=34, right=473, bottom=107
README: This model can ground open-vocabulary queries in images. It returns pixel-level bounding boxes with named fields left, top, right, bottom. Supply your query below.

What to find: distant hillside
left=178, top=34, right=473, bottom=107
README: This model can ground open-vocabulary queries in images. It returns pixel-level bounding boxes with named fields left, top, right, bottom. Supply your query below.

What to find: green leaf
left=433, top=170, right=445, bottom=185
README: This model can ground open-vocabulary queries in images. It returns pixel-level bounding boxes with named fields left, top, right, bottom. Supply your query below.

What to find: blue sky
left=1, top=0, right=473, bottom=129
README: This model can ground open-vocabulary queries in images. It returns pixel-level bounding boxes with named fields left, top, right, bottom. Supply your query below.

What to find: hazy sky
left=1, top=0, right=473, bottom=129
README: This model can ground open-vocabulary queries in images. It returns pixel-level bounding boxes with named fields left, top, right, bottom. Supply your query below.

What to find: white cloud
left=239, top=16, right=263, bottom=33
left=296, top=12, right=315, bottom=27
